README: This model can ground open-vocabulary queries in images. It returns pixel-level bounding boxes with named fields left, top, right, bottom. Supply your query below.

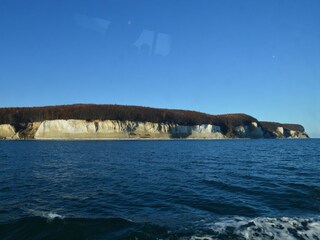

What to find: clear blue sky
left=0, top=0, right=319, bottom=137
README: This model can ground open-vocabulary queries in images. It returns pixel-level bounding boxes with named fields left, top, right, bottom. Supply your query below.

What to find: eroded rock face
left=276, top=127, right=284, bottom=135
left=0, top=124, right=16, bottom=139
left=0, top=120, right=309, bottom=140
left=265, top=127, right=309, bottom=139
left=34, top=120, right=225, bottom=139
left=287, top=130, right=309, bottom=138
left=233, top=122, right=264, bottom=138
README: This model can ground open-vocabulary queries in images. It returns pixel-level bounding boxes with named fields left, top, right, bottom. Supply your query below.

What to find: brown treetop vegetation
left=0, top=104, right=256, bottom=132
left=260, top=121, right=305, bottom=132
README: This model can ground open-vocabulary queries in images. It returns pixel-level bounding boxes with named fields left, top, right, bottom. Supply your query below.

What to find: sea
left=0, top=139, right=319, bottom=240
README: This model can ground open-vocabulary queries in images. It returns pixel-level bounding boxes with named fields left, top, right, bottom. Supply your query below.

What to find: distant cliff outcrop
left=0, top=104, right=309, bottom=140
left=260, top=121, right=308, bottom=139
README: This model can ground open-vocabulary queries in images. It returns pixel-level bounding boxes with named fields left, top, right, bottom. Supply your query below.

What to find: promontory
left=0, top=104, right=309, bottom=140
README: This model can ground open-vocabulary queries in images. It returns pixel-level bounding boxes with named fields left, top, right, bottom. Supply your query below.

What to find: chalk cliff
left=0, top=124, right=16, bottom=139
left=33, top=120, right=225, bottom=139
left=233, top=122, right=264, bottom=139
left=260, top=122, right=309, bottom=139
left=0, top=104, right=309, bottom=139
left=0, top=119, right=307, bottom=140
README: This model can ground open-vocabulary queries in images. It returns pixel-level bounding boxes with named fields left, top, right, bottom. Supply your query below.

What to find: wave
left=1, top=215, right=320, bottom=239
left=26, top=209, right=65, bottom=221
left=192, top=216, right=320, bottom=240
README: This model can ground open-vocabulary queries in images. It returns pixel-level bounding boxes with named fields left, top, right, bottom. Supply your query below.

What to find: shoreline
left=0, top=137, right=311, bottom=141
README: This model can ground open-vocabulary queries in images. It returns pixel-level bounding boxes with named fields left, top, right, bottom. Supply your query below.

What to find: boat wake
left=191, top=216, right=320, bottom=240
left=1, top=215, right=320, bottom=239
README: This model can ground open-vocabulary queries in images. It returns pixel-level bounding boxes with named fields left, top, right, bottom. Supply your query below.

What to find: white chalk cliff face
left=0, top=124, right=16, bottom=139
left=0, top=120, right=309, bottom=139
left=233, top=122, right=264, bottom=138
left=266, top=126, right=308, bottom=138
left=34, top=120, right=225, bottom=139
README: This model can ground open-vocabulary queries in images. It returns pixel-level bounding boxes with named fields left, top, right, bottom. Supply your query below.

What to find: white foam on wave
left=45, top=212, right=64, bottom=220
left=190, top=216, right=320, bottom=240
left=27, top=209, right=64, bottom=221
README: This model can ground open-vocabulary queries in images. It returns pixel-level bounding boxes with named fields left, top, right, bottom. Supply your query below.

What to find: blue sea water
left=0, top=139, right=319, bottom=239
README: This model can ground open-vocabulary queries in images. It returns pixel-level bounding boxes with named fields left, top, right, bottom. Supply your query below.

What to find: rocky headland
left=0, top=104, right=309, bottom=140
